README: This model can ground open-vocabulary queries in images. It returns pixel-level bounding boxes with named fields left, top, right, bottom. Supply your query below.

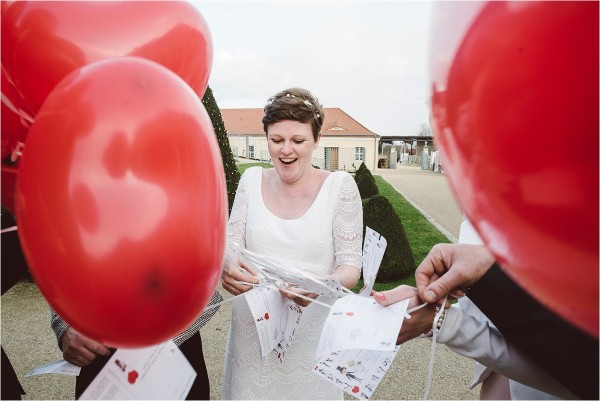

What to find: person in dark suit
left=1, top=206, right=31, bottom=400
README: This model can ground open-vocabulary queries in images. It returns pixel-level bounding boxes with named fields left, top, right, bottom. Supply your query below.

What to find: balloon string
left=201, top=292, right=238, bottom=312
left=278, top=287, right=335, bottom=309
left=407, top=302, right=429, bottom=315
left=1, top=226, right=18, bottom=234
left=236, top=280, right=335, bottom=309
left=421, top=295, right=448, bottom=400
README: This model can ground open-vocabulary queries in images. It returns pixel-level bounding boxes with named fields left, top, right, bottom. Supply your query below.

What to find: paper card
left=26, top=359, right=81, bottom=377
left=245, top=287, right=302, bottom=358
left=359, top=227, right=387, bottom=297
left=314, top=346, right=400, bottom=400
left=274, top=301, right=303, bottom=364
left=79, top=340, right=196, bottom=400
left=315, top=294, right=408, bottom=359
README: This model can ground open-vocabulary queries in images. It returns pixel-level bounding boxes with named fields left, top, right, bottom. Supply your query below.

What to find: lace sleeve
left=333, top=173, right=363, bottom=271
left=227, top=169, right=250, bottom=250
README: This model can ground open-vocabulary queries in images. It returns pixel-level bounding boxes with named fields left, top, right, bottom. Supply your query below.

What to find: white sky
left=191, top=1, right=434, bottom=136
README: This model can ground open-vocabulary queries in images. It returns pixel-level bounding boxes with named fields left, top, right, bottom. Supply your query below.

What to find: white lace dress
left=223, top=166, right=363, bottom=400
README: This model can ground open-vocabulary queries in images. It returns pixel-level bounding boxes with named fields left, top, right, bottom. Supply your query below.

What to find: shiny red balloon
left=430, top=2, right=598, bottom=336
left=1, top=1, right=212, bottom=114
left=16, top=57, right=227, bottom=347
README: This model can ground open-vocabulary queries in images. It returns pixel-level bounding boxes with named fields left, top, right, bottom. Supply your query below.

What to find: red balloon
left=1, top=1, right=212, bottom=114
left=15, top=57, right=227, bottom=347
left=430, top=2, right=599, bottom=336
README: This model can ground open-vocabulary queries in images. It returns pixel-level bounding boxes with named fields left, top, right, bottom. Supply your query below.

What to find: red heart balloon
left=430, top=2, right=598, bottom=336
left=16, top=57, right=227, bottom=347
left=1, top=0, right=212, bottom=114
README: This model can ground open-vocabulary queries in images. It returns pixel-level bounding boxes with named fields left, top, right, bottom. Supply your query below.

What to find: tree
left=201, top=86, right=240, bottom=215
left=415, top=123, right=432, bottom=136
left=362, top=195, right=416, bottom=281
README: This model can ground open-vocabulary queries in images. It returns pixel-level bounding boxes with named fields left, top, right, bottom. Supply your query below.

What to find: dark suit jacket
left=467, top=263, right=598, bottom=400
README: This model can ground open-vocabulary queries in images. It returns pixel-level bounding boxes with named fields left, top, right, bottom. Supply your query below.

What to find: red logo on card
left=264, top=313, right=269, bottom=320
left=345, top=312, right=354, bottom=316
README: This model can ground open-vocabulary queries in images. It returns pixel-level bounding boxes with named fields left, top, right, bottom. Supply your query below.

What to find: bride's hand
left=279, top=285, right=318, bottom=307
left=221, top=249, right=259, bottom=296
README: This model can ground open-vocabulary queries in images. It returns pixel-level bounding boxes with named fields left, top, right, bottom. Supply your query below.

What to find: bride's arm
left=331, top=173, right=363, bottom=290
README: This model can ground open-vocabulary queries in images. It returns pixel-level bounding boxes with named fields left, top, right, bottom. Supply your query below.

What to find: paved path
left=1, top=165, right=478, bottom=400
left=376, top=166, right=464, bottom=242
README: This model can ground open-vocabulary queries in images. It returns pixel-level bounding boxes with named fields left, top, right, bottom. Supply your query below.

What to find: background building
left=221, top=108, right=380, bottom=172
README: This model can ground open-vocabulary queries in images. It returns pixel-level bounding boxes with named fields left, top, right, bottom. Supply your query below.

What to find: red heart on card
left=128, top=370, right=139, bottom=384
left=352, top=386, right=360, bottom=393
left=264, top=313, right=269, bottom=320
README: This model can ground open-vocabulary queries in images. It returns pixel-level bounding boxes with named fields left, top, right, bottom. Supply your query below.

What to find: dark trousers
left=75, top=332, right=209, bottom=400
left=2, top=347, right=26, bottom=400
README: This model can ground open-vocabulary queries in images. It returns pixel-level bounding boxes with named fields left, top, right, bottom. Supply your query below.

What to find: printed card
left=79, top=340, right=195, bottom=400
left=314, top=346, right=400, bottom=400
left=359, top=227, right=387, bottom=297
left=316, top=294, right=408, bottom=359
left=26, top=359, right=81, bottom=377
left=274, top=301, right=303, bottom=364
left=245, top=287, right=303, bottom=360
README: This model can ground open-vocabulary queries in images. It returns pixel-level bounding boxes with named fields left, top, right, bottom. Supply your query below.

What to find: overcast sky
left=191, top=1, right=434, bottom=136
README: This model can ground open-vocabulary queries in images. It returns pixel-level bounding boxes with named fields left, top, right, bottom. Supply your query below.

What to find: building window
left=355, top=147, right=365, bottom=161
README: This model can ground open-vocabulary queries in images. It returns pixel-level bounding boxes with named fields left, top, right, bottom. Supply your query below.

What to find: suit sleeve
left=466, top=263, right=598, bottom=400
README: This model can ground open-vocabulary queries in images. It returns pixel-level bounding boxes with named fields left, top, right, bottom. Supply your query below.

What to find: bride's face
left=267, top=120, right=317, bottom=184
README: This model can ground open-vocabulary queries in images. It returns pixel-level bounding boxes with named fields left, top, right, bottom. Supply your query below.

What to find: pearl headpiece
left=266, top=93, right=321, bottom=119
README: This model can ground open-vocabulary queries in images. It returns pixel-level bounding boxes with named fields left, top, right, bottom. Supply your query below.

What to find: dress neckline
left=258, top=168, right=335, bottom=221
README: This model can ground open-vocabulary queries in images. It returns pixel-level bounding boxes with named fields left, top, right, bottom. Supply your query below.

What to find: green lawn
left=236, top=162, right=271, bottom=175
left=235, top=163, right=451, bottom=292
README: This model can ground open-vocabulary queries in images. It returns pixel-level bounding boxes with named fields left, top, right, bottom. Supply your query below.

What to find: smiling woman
left=220, top=88, right=364, bottom=399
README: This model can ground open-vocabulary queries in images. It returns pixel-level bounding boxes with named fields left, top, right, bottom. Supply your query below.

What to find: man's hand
left=60, top=327, right=111, bottom=367
left=415, top=243, right=495, bottom=304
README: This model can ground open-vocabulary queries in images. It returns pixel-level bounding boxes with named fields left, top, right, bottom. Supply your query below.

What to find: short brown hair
left=262, top=88, right=324, bottom=141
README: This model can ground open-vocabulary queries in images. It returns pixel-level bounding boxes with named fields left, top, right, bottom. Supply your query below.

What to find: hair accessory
left=265, top=92, right=322, bottom=120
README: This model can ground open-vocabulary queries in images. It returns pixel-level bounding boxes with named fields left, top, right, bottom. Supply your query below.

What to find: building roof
left=220, top=108, right=378, bottom=138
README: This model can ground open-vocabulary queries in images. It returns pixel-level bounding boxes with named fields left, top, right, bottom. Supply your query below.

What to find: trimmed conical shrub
left=362, top=195, right=415, bottom=281
left=354, top=162, right=371, bottom=182
left=201, top=86, right=240, bottom=215
left=356, top=173, right=379, bottom=199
